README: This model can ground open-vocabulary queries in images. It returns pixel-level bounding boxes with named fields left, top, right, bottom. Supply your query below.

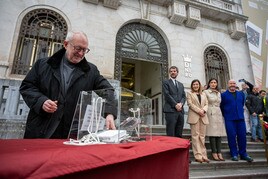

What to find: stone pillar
left=4, top=86, right=20, bottom=115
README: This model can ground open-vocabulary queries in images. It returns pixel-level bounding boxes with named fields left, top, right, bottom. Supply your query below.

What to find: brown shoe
left=203, top=158, right=210, bottom=163
left=195, top=158, right=203, bottom=163
left=217, top=153, right=225, bottom=161
left=212, top=153, right=220, bottom=161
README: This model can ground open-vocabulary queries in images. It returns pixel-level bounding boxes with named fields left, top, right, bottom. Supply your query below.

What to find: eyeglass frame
left=69, top=42, right=90, bottom=54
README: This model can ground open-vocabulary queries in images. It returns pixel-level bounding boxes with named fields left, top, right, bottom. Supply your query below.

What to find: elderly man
left=221, top=79, right=253, bottom=162
left=20, top=30, right=116, bottom=139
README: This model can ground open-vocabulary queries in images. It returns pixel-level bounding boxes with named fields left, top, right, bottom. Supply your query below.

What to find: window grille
left=204, top=46, right=230, bottom=90
left=12, top=8, right=68, bottom=75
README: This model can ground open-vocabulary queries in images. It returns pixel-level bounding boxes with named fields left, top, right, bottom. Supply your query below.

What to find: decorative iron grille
left=204, top=46, right=230, bottom=90
left=114, top=23, right=168, bottom=80
left=12, top=8, right=68, bottom=75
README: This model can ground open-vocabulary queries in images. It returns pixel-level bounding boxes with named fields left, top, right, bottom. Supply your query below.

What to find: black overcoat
left=20, top=48, right=116, bottom=138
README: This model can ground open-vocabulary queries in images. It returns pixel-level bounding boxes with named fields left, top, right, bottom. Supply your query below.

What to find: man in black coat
left=20, top=30, right=116, bottom=139
left=245, top=86, right=264, bottom=142
left=163, top=66, right=186, bottom=138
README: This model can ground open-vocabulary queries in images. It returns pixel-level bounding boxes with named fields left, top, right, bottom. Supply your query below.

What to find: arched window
left=204, top=46, right=230, bottom=90
left=12, top=9, right=68, bottom=75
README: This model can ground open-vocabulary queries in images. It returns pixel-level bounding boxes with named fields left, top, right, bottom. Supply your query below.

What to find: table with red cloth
left=0, top=136, right=190, bottom=179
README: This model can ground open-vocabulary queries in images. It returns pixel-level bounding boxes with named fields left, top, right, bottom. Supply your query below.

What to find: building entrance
left=121, top=59, right=163, bottom=125
left=114, top=22, right=168, bottom=125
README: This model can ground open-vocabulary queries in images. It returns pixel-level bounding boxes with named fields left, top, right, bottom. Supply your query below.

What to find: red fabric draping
left=0, top=136, right=190, bottom=179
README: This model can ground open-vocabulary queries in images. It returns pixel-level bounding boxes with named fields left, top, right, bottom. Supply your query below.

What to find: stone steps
left=190, top=158, right=268, bottom=170
left=189, top=148, right=266, bottom=160
left=190, top=166, right=268, bottom=179
left=151, top=125, right=268, bottom=179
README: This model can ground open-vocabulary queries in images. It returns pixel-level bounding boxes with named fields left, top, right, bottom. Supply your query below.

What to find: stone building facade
left=0, top=0, right=254, bottom=130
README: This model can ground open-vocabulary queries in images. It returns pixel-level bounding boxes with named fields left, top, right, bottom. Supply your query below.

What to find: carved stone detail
left=185, top=5, right=201, bottom=29
left=228, top=19, right=246, bottom=40
left=82, top=0, right=98, bottom=5
left=103, top=0, right=121, bottom=9
left=83, top=0, right=121, bottom=9
left=140, top=0, right=150, bottom=20
left=168, top=1, right=187, bottom=25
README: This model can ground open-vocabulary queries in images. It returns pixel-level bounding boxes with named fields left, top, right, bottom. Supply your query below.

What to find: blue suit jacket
left=220, top=90, right=245, bottom=121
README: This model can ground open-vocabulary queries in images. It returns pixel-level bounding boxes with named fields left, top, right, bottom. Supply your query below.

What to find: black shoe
left=246, top=132, right=252, bottom=136
left=241, top=156, right=253, bottom=162
left=251, top=138, right=258, bottom=142
left=259, top=138, right=264, bottom=142
left=231, top=156, right=238, bottom=161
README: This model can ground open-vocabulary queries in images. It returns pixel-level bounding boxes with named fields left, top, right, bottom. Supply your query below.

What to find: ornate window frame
left=204, top=45, right=230, bottom=89
left=114, top=23, right=168, bottom=81
left=11, top=8, right=68, bottom=75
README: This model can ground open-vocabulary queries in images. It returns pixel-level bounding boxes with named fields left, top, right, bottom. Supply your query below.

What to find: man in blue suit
left=221, top=79, right=253, bottom=162
left=163, top=66, right=186, bottom=138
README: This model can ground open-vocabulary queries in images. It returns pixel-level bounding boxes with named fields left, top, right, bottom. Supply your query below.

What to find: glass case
left=68, top=87, right=152, bottom=144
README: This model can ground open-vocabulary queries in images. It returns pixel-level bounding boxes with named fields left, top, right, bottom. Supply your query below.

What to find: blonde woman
left=204, top=78, right=226, bottom=161
left=187, top=79, right=210, bottom=163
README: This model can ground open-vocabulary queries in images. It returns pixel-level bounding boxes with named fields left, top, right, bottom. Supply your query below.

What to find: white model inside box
left=97, top=130, right=129, bottom=143
left=63, top=130, right=128, bottom=146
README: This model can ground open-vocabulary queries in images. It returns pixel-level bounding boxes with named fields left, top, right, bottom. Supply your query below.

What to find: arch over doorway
left=114, top=22, right=168, bottom=81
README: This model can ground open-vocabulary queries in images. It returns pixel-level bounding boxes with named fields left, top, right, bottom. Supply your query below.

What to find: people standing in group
left=204, top=78, right=226, bottom=161
left=20, top=30, right=116, bottom=139
left=259, top=90, right=266, bottom=98
left=163, top=66, right=186, bottom=138
left=263, top=91, right=268, bottom=123
left=245, top=86, right=264, bottom=142
left=221, top=79, right=253, bottom=162
left=240, top=79, right=254, bottom=136
left=187, top=79, right=210, bottom=163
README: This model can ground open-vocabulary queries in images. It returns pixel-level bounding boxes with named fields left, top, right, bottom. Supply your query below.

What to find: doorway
left=121, top=59, right=163, bottom=125
left=114, top=22, right=168, bottom=125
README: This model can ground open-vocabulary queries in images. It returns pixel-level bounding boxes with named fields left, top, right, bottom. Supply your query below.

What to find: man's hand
left=175, top=103, right=182, bottom=111
left=106, top=114, right=116, bottom=130
left=42, top=100, right=58, bottom=113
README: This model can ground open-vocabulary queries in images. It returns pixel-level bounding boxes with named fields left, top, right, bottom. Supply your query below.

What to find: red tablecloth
left=0, top=136, right=190, bottom=179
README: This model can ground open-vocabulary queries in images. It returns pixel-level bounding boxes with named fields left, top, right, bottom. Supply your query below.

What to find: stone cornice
left=185, top=0, right=248, bottom=22
left=83, top=0, right=121, bottom=9
left=83, top=0, right=248, bottom=40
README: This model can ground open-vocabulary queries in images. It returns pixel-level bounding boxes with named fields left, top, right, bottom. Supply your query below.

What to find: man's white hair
left=65, top=30, right=87, bottom=42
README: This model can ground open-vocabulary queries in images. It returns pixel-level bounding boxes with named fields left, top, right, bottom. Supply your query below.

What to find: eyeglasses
left=69, top=43, right=90, bottom=54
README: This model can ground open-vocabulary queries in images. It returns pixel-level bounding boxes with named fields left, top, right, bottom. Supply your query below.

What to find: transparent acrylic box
left=68, top=87, right=152, bottom=143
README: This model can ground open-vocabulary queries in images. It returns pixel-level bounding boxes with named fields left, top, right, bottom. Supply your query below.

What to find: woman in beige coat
left=187, top=79, right=209, bottom=163
left=204, top=78, right=226, bottom=161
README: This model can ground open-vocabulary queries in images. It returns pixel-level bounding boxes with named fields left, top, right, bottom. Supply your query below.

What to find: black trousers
left=209, top=136, right=222, bottom=153
left=165, top=112, right=184, bottom=138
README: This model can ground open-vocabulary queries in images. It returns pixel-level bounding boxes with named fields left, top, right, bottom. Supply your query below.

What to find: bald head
left=228, top=79, right=237, bottom=92
left=252, top=85, right=259, bottom=94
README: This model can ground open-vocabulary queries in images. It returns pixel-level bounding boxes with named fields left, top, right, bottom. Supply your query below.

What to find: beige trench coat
left=204, top=89, right=226, bottom=136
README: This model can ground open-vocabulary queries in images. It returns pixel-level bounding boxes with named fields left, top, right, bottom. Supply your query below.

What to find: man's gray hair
left=65, top=30, right=88, bottom=42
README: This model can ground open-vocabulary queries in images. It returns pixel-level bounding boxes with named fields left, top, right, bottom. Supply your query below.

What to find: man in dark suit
left=163, top=66, right=186, bottom=138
